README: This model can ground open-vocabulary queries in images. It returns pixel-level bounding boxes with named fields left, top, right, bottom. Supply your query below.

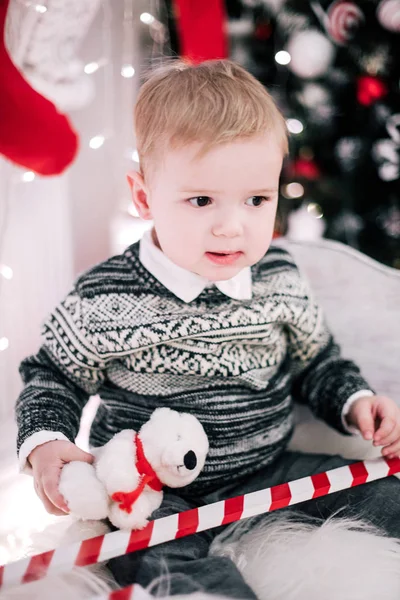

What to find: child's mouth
left=205, top=251, right=242, bottom=265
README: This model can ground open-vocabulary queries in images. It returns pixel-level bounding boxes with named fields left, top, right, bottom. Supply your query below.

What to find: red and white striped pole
left=91, top=583, right=150, bottom=599
left=1, top=456, right=399, bottom=591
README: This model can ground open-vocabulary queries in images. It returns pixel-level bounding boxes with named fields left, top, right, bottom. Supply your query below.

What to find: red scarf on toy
left=111, top=435, right=163, bottom=514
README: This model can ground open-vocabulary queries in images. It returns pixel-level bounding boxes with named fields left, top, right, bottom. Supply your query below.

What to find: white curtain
left=0, top=161, right=74, bottom=418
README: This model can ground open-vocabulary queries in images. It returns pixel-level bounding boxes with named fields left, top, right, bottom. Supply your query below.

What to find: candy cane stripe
left=197, top=499, right=226, bottom=531
left=385, top=456, right=400, bottom=475
left=97, top=530, right=132, bottom=563
left=149, top=513, right=178, bottom=547
left=176, top=507, right=199, bottom=539
left=242, top=488, right=272, bottom=519
left=326, top=463, right=354, bottom=492
left=22, top=550, right=54, bottom=584
left=349, top=461, right=369, bottom=486
left=126, top=521, right=154, bottom=554
left=45, top=539, right=82, bottom=577
left=2, top=557, right=30, bottom=589
left=2, top=458, right=400, bottom=592
left=89, top=584, right=151, bottom=600
left=270, top=482, right=291, bottom=510
left=364, top=457, right=390, bottom=481
left=311, top=472, right=331, bottom=498
left=289, top=474, right=316, bottom=504
left=222, top=495, right=244, bottom=525
left=110, top=584, right=135, bottom=599
left=75, top=534, right=105, bottom=567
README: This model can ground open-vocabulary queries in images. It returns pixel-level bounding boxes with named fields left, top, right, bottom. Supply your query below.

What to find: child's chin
left=200, top=266, right=243, bottom=282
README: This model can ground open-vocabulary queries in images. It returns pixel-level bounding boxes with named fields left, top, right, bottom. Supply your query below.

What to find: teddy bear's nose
left=183, top=451, right=197, bottom=470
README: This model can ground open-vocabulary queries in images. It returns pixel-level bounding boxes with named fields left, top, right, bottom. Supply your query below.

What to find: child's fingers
left=374, top=417, right=397, bottom=445
left=355, top=409, right=375, bottom=440
left=35, top=479, right=68, bottom=516
left=43, top=485, right=69, bottom=514
left=63, top=445, right=94, bottom=464
left=377, top=426, right=400, bottom=447
left=42, top=471, right=70, bottom=514
left=382, top=440, right=400, bottom=458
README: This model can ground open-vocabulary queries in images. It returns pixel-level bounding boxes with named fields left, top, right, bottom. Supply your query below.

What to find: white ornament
left=287, top=203, right=325, bottom=241
left=387, top=113, right=400, bottom=145
left=260, top=0, right=286, bottom=15
left=377, top=205, right=400, bottom=238
left=287, top=30, right=335, bottom=79
left=377, top=0, right=400, bottom=32
left=335, top=137, right=363, bottom=171
left=277, top=12, right=309, bottom=34
left=373, top=140, right=399, bottom=181
left=299, top=83, right=330, bottom=106
left=372, top=114, right=400, bottom=181
left=296, top=83, right=335, bottom=124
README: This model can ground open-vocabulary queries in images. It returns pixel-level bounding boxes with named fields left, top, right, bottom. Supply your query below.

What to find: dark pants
left=107, top=451, right=400, bottom=598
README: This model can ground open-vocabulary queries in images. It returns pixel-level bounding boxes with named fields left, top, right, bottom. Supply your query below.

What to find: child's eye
left=188, top=196, right=211, bottom=207
left=245, top=196, right=268, bottom=207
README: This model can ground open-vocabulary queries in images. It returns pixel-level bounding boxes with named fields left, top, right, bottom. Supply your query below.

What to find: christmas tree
left=166, top=0, right=400, bottom=268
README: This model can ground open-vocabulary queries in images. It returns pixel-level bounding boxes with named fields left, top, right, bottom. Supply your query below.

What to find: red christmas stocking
left=0, top=0, right=78, bottom=175
left=173, top=0, right=228, bottom=64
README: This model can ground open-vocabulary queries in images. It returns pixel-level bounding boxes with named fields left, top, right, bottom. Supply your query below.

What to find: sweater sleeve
left=286, top=264, right=374, bottom=435
left=15, top=288, right=108, bottom=459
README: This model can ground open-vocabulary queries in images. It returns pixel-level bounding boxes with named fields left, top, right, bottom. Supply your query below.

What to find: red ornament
left=173, top=0, right=228, bottom=64
left=357, top=76, right=388, bottom=106
left=0, top=0, right=78, bottom=175
left=254, top=21, right=272, bottom=41
left=288, top=158, right=321, bottom=180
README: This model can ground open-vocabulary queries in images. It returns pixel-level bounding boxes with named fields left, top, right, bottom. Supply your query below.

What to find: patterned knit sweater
left=15, top=244, right=370, bottom=495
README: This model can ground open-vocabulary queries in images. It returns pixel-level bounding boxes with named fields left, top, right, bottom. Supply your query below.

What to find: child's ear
left=126, top=170, right=152, bottom=220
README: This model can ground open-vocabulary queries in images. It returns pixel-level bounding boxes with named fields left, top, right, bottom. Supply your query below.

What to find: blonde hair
left=134, top=59, right=289, bottom=181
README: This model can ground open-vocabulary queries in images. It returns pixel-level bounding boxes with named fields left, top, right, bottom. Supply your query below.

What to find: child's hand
left=347, top=395, right=400, bottom=458
left=28, top=440, right=94, bottom=516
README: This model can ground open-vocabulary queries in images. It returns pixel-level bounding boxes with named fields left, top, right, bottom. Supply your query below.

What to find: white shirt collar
left=139, top=229, right=252, bottom=303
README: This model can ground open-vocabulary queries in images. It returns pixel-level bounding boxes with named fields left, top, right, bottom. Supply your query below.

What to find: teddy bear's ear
left=151, top=407, right=175, bottom=420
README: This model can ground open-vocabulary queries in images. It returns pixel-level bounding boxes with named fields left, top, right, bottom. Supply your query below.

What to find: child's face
left=131, top=134, right=283, bottom=282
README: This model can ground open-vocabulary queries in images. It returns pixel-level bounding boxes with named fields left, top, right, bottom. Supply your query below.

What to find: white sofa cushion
left=277, top=238, right=400, bottom=459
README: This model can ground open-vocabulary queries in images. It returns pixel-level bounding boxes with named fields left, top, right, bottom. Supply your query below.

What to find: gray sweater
left=15, top=244, right=370, bottom=495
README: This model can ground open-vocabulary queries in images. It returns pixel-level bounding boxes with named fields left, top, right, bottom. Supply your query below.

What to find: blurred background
left=0, top=0, right=398, bottom=560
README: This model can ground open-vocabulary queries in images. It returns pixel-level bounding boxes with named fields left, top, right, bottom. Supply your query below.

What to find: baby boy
left=16, top=59, right=400, bottom=598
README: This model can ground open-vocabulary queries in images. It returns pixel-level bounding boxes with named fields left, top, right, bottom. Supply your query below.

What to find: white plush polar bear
left=59, top=408, right=209, bottom=530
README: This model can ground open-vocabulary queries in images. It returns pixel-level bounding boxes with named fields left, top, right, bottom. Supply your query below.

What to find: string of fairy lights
left=0, top=0, right=166, bottom=357
left=0, top=0, right=170, bottom=566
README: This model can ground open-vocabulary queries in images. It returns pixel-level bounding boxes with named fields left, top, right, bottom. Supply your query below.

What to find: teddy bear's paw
left=108, top=501, right=150, bottom=531
left=146, top=490, right=163, bottom=514
left=59, top=462, right=109, bottom=520
left=134, top=518, right=150, bottom=531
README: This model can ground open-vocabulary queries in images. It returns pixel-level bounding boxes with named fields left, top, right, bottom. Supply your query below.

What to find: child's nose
left=211, top=213, right=243, bottom=238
